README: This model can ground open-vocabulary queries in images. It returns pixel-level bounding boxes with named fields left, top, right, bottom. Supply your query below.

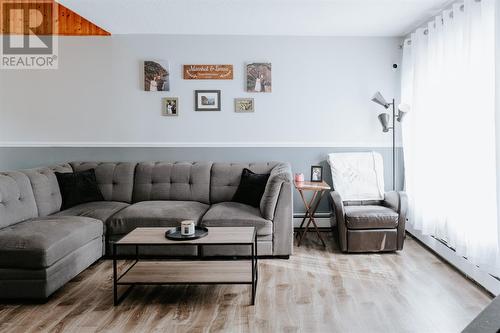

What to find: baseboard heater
left=293, top=212, right=331, bottom=219
left=293, top=212, right=331, bottom=229
left=430, top=235, right=500, bottom=283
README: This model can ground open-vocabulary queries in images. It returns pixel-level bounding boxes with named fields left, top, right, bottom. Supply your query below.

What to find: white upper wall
left=0, top=35, right=401, bottom=147
left=58, top=0, right=454, bottom=37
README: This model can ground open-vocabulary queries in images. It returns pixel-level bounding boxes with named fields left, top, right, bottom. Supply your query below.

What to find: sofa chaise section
left=0, top=170, right=103, bottom=299
left=0, top=216, right=102, bottom=269
left=0, top=216, right=103, bottom=298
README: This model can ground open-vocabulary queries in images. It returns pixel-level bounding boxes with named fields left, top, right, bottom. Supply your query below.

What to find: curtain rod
left=400, top=0, right=481, bottom=48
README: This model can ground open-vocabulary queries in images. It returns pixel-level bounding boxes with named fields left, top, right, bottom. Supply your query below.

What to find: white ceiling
left=57, top=0, right=455, bottom=36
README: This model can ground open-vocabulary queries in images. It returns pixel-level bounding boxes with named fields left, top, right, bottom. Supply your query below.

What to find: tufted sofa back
left=70, top=162, right=136, bottom=203
left=133, top=162, right=212, bottom=204
left=22, top=164, right=73, bottom=216
left=0, top=171, right=38, bottom=228
left=0, top=161, right=291, bottom=229
left=210, top=162, right=280, bottom=204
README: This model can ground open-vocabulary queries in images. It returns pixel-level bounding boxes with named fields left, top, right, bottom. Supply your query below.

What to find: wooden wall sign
left=183, top=64, right=233, bottom=80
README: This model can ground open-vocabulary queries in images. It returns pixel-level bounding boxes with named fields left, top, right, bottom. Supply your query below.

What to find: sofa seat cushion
left=0, top=216, right=103, bottom=269
left=201, top=202, right=273, bottom=236
left=345, top=205, right=398, bottom=230
left=108, top=201, right=209, bottom=236
left=54, top=201, right=129, bottom=224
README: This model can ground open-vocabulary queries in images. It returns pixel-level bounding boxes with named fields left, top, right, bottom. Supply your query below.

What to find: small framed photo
left=163, top=97, right=178, bottom=116
left=311, top=165, right=323, bottom=182
left=195, top=90, right=221, bottom=111
left=234, top=98, right=254, bottom=113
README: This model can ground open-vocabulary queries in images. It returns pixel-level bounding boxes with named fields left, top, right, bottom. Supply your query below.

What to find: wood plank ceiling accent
left=1, top=0, right=110, bottom=35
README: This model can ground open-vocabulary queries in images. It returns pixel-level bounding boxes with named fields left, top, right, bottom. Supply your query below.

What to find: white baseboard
left=407, top=225, right=500, bottom=296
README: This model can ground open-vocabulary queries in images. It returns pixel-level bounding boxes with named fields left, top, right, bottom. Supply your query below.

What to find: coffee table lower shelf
left=114, top=260, right=257, bottom=305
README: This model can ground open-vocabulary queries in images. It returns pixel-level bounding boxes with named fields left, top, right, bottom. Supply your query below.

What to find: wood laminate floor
left=0, top=234, right=492, bottom=333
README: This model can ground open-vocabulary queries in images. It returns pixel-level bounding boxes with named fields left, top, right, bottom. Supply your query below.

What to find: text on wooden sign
left=183, top=65, right=233, bottom=80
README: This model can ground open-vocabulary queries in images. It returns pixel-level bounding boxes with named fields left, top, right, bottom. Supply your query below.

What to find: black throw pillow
left=232, top=168, right=270, bottom=208
left=55, top=169, right=104, bottom=210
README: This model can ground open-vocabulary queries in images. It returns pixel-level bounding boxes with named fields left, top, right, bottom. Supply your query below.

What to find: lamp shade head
left=378, top=113, right=390, bottom=132
left=371, top=91, right=390, bottom=109
left=397, top=103, right=410, bottom=122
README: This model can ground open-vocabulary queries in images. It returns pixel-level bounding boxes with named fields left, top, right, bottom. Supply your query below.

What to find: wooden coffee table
left=112, top=227, right=258, bottom=306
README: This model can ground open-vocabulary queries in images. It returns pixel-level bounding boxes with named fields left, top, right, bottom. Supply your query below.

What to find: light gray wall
left=0, top=146, right=404, bottom=215
left=0, top=35, right=401, bottom=146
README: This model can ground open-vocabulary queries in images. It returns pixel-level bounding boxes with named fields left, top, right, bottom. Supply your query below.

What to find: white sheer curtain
left=401, top=0, right=499, bottom=274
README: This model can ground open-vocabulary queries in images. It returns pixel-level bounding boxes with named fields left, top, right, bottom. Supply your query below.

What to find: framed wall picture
left=195, top=90, right=221, bottom=111
left=246, top=62, right=272, bottom=93
left=311, top=165, right=323, bottom=182
left=234, top=98, right=254, bottom=113
left=163, top=97, right=178, bottom=116
left=144, top=60, right=169, bottom=91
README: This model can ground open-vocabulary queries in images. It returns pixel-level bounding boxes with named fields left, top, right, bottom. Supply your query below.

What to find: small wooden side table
left=294, top=180, right=331, bottom=247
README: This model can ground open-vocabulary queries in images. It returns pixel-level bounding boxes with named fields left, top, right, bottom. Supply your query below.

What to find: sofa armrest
left=272, top=181, right=293, bottom=256
left=260, top=162, right=292, bottom=220
left=384, top=191, right=408, bottom=250
left=329, top=191, right=347, bottom=252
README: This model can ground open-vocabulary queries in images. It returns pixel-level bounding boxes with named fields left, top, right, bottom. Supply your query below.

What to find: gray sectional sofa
left=0, top=161, right=293, bottom=299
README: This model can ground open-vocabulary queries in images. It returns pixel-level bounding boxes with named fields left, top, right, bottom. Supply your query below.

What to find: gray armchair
left=326, top=151, right=408, bottom=253
left=329, top=190, right=408, bottom=252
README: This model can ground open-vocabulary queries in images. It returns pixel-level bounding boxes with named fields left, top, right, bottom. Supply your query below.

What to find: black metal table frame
left=112, top=230, right=258, bottom=306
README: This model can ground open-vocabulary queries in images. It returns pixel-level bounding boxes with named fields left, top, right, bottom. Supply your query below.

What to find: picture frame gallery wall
left=143, top=61, right=271, bottom=115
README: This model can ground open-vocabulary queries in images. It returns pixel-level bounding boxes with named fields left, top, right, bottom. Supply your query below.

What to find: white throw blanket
left=327, top=152, right=385, bottom=201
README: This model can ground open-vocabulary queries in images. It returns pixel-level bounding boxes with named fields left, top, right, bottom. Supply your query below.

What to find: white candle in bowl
left=181, top=220, right=195, bottom=236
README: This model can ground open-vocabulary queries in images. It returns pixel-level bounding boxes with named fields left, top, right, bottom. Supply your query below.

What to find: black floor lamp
left=371, top=92, right=410, bottom=191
